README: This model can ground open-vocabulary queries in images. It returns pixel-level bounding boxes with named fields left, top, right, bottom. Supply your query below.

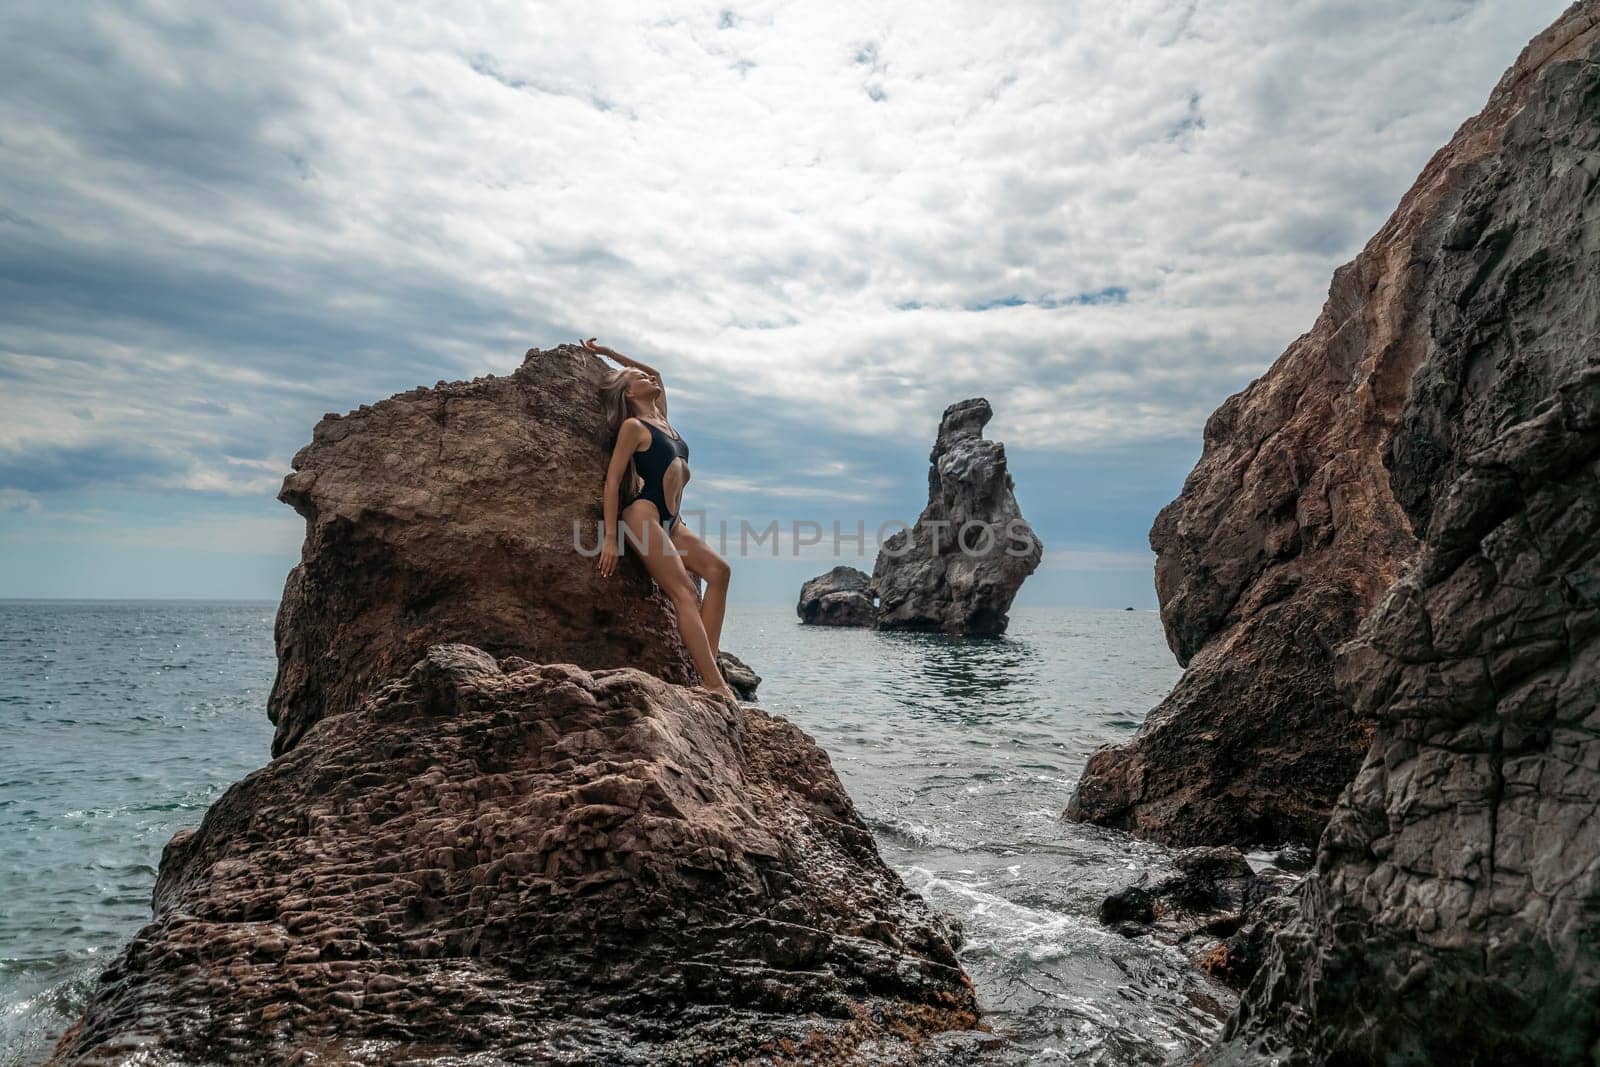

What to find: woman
left=585, top=337, right=735, bottom=701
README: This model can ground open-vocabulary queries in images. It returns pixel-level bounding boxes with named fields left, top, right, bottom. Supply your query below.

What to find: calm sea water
left=0, top=601, right=1228, bottom=1065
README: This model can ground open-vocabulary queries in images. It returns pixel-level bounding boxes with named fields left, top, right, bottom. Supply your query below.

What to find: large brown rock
left=269, top=345, right=695, bottom=756
left=1068, top=2, right=1600, bottom=847
left=53, top=647, right=980, bottom=1065
left=1214, top=6, right=1600, bottom=1058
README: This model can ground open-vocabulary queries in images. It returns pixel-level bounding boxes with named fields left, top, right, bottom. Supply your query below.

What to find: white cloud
left=0, top=0, right=1571, bottom=503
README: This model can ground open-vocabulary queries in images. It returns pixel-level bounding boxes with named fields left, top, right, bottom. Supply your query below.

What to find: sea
left=0, top=600, right=1237, bottom=1066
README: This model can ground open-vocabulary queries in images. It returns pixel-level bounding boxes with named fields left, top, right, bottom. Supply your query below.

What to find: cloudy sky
left=0, top=0, right=1569, bottom=605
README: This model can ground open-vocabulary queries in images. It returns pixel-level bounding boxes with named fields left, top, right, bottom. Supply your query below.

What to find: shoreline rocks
left=716, top=649, right=762, bottom=700
left=53, top=647, right=981, bottom=1064
left=1068, top=0, right=1599, bottom=848
left=1207, top=4, right=1600, bottom=1061
left=871, top=399, right=1043, bottom=636
left=1097, top=847, right=1300, bottom=992
left=797, top=565, right=876, bottom=627
left=57, top=349, right=987, bottom=1063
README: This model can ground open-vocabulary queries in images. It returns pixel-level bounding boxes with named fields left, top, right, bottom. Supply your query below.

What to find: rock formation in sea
left=57, top=349, right=983, bottom=1063
left=796, top=564, right=876, bottom=627
left=1215, top=7, right=1600, bottom=1059
left=53, top=647, right=981, bottom=1064
left=1068, top=1, right=1600, bottom=848
left=268, top=345, right=696, bottom=757
left=872, top=399, right=1043, bottom=636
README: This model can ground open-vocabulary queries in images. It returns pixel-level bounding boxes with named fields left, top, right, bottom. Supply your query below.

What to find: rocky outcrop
left=872, top=399, right=1043, bottom=636
left=1098, top=847, right=1298, bottom=991
left=716, top=649, right=761, bottom=700
left=1068, top=2, right=1600, bottom=848
left=54, top=646, right=980, bottom=1064
left=269, top=345, right=695, bottom=757
left=796, top=565, right=876, bottom=627
left=1221, top=377, right=1600, bottom=1062
left=1213, top=8, right=1600, bottom=1051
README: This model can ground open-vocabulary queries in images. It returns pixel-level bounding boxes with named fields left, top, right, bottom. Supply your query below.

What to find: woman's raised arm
left=581, top=337, right=658, bottom=379
left=581, top=337, right=667, bottom=415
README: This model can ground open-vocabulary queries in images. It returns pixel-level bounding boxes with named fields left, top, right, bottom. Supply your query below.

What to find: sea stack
left=53, top=350, right=983, bottom=1063
left=1069, top=1, right=1600, bottom=848
left=871, top=398, right=1043, bottom=636
left=796, top=565, right=876, bottom=627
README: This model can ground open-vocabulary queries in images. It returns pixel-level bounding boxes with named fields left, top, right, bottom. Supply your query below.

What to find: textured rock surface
left=872, top=400, right=1043, bottom=636
left=717, top=649, right=762, bottom=700
left=1213, top=7, right=1600, bottom=1062
left=1222, top=377, right=1600, bottom=1063
left=54, top=647, right=980, bottom=1065
left=1097, top=847, right=1298, bottom=990
left=269, top=345, right=695, bottom=756
left=797, top=565, right=876, bottom=627
left=1069, top=2, right=1600, bottom=847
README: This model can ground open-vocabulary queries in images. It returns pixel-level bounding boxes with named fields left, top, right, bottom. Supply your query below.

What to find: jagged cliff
left=54, top=352, right=982, bottom=1064
left=1069, top=1, right=1600, bottom=848
left=1216, top=5, right=1600, bottom=1059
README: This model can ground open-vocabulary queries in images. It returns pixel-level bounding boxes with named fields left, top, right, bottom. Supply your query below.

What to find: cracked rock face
left=871, top=399, right=1043, bottom=636
left=1214, top=6, right=1600, bottom=1063
left=53, top=647, right=979, bottom=1065
left=1068, top=1, right=1600, bottom=848
left=269, top=345, right=695, bottom=757
left=797, top=565, right=876, bottom=627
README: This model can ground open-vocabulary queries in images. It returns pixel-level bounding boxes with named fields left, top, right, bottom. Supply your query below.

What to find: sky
left=0, top=0, right=1572, bottom=606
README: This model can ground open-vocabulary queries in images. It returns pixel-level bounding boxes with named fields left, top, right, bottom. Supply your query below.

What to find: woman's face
left=624, top=369, right=658, bottom=399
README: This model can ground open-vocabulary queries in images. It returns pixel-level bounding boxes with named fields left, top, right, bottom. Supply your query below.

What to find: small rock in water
left=716, top=649, right=761, bottom=699
left=796, top=565, right=876, bottom=627
left=1099, top=885, right=1155, bottom=925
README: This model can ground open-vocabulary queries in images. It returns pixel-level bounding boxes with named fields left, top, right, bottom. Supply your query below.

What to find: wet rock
left=54, top=647, right=980, bottom=1064
left=872, top=399, right=1043, bottom=636
left=1097, top=847, right=1299, bottom=987
left=1099, top=885, right=1155, bottom=926
left=1094, top=844, right=1292, bottom=979
left=268, top=344, right=697, bottom=757
left=1213, top=8, right=1600, bottom=1062
left=1202, top=894, right=1298, bottom=992
left=716, top=649, right=761, bottom=700
left=796, top=565, right=876, bottom=627
left=1067, top=1, right=1600, bottom=849
left=1268, top=844, right=1313, bottom=873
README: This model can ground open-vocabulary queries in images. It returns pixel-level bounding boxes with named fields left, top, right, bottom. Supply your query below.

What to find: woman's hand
left=596, top=537, right=619, bottom=578
left=580, top=337, right=616, bottom=357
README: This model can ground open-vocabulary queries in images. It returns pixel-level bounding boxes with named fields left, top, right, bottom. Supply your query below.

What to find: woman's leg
left=669, top=520, right=731, bottom=659
left=621, top=502, right=733, bottom=698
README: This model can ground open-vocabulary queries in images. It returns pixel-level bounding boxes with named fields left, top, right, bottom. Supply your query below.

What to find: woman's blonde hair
left=601, top=369, right=642, bottom=511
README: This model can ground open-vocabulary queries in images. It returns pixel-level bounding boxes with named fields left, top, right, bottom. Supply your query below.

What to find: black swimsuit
left=633, top=419, right=689, bottom=530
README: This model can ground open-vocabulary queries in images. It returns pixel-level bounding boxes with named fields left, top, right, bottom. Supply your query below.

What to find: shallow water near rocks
left=0, top=601, right=1227, bottom=1065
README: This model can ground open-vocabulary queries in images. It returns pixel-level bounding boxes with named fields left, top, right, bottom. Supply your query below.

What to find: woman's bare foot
left=709, top=683, right=738, bottom=702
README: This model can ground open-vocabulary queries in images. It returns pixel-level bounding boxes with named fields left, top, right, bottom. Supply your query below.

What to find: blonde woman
left=585, top=337, right=734, bottom=700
